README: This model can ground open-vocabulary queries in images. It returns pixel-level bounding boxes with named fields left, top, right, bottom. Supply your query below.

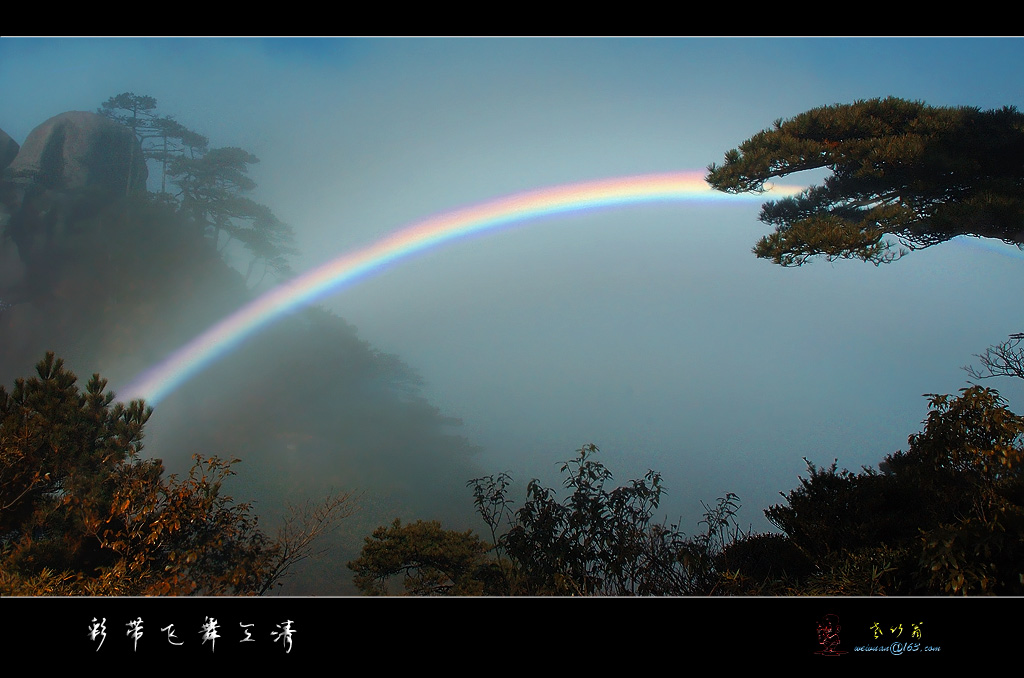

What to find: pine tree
left=99, top=92, right=296, bottom=285
left=168, top=146, right=297, bottom=284
left=0, top=353, right=355, bottom=595
left=707, top=97, right=1024, bottom=266
left=98, top=92, right=160, bottom=195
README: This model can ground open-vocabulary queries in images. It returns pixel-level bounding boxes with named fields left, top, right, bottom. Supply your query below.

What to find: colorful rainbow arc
left=121, top=171, right=803, bottom=405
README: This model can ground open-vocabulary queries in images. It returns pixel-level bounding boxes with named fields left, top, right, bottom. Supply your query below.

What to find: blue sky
left=3, top=37, right=1023, bottom=538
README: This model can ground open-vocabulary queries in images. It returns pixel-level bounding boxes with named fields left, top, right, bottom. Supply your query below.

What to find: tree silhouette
left=709, top=96, right=1024, bottom=430
left=347, top=519, right=493, bottom=595
left=966, top=333, right=1024, bottom=384
left=0, top=353, right=355, bottom=595
left=707, top=97, right=1024, bottom=266
left=756, top=386, right=1024, bottom=595
left=99, top=92, right=296, bottom=285
left=146, top=116, right=209, bottom=195
left=350, top=445, right=752, bottom=596
left=169, top=146, right=297, bottom=284
left=98, top=92, right=158, bottom=195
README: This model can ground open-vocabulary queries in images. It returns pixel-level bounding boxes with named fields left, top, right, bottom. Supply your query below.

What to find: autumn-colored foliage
left=0, top=353, right=355, bottom=595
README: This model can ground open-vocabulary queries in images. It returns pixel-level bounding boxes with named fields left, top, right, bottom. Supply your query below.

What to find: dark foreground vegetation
left=3, top=351, right=1021, bottom=595
left=349, top=386, right=1024, bottom=595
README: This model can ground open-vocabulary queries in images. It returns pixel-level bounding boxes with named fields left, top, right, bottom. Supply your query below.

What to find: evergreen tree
left=168, top=146, right=296, bottom=284
left=99, top=92, right=296, bottom=285
left=706, top=97, right=1024, bottom=266
left=98, top=92, right=159, bottom=195
left=146, top=116, right=209, bottom=195
left=347, top=519, right=494, bottom=595
left=709, top=96, right=1024, bottom=415
left=0, top=353, right=355, bottom=595
left=755, top=386, right=1024, bottom=595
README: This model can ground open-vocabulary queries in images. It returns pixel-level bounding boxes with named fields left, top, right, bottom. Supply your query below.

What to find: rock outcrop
left=7, top=111, right=147, bottom=195
left=0, top=112, right=149, bottom=306
left=0, top=127, right=18, bottom=171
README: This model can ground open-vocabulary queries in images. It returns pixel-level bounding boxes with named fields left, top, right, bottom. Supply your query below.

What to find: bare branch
left=964, top=333, right=1024, bottom=382
left=258, top=491, right=360, bottom=595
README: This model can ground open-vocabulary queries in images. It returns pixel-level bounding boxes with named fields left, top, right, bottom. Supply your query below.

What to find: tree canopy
left=348, top=388, right=1024, bottom=596
left=706, top=97, right=1024, bottom=266
left=98, top=92, right=159, bottom=195
left=98, top=92, right=296, bottom=285
left=0, top=353, right=355, bottom=595
left=169, top=146, right=297, bottom=283
left=347, top=519, right=494, bottom=595
left=748, top=386, right=1024, bottom=595
left=348, top=444, right=752, bottom=596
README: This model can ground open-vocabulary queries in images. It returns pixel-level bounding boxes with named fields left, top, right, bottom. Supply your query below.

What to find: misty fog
left=2, top=37, right=1023, bottom=594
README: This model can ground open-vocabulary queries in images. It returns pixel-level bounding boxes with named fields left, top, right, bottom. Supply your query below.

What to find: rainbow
left=950, top=234, right=1024, bottom=261
left=121, top=171, right=803, bottom=405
